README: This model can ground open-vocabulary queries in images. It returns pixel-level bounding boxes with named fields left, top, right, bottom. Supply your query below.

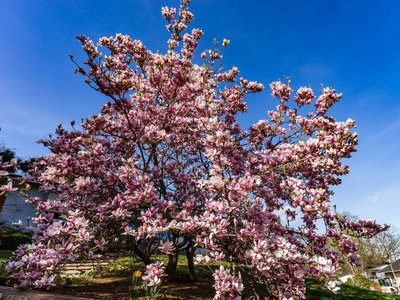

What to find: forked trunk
left=133, top=245, right=152, bottom=265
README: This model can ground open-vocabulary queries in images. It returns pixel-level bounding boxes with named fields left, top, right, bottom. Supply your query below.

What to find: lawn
left=1, top=250, right=400, bottom=299
left=306, top=279, right=400, bottom=300
left=0, top=250, right=13, bottom=263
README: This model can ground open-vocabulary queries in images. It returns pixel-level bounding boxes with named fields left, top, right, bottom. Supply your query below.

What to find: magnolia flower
left=33, top=275, right=56, bottom=289
left=195, top=254, right=211, bottom=265
left=159, top=240, right=175, bottom=255
left=0, top=182, right=17, bottom=193
left=94, top=238, right=107, bottom=250
left=210, top=176, right=224, bottom=188
left=325, top=279, right=340, bottom=293
left=11, top=220, right=23, bottom=228
left=142, top=261, right=165, bottom=287
left=213, top=266, right=243, bottom=299
left=46, top=222, right=62, bottom=236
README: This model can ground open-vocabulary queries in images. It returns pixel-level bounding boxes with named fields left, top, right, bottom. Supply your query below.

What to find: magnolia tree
left=7, top=1, right=387, bottom=299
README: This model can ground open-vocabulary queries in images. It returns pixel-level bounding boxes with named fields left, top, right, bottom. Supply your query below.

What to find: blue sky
left=1, top=1, right=399, bottom=229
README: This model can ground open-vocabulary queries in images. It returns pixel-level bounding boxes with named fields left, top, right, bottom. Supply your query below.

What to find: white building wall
left=0, top=183, right=47, bottom=230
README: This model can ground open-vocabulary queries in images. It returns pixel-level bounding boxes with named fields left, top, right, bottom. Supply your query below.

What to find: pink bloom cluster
left=213, top=266, right=243, bottom=300
left=6, top=1, right=388, bottom=299
left=0, top=157, right=18, bottom=194
left=6, top=196, right=96, bottom=288
left=142, top=261, right=165, bottom=287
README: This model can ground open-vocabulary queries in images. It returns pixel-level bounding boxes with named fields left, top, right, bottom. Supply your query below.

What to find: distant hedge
left=0, top=227, right=32, bottom=250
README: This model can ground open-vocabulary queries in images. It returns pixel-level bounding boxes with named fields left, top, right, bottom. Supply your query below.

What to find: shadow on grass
left=49, top=276, right=132, bottom=300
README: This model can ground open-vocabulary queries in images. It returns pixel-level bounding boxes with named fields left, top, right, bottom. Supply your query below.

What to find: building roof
left=370, top=264, right=389, bottom=272
left=380, top=259, right=400, bottom=273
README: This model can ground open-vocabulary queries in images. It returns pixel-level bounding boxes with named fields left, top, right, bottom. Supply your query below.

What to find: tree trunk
left=166, top=251, right=180, bottom=282
left=133, top=245, right=152, bottom=265
left=186, top=242, right=196, bottom=281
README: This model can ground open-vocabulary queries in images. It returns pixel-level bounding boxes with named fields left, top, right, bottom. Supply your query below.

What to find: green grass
left=306, top=279, right=400, bottom=300
left=0, top=228, right=32, bottom=250
left=0, top=250, right=12, bottom=263
left=0, top=250, right=12, bottom=284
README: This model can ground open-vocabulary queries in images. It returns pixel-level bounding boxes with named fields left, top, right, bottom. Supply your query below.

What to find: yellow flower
left=134, top=270, right=142, bottom=277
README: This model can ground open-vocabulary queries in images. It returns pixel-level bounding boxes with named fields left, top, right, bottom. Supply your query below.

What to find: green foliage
left=345, top=277, right=353, bottom=286
left=352, top=273, right=372, bottom=290
left=0, top=227, right=32, bottom=250
left=0, top=250, right=13, bottom=263
left=0, top=250, right=12, bottom=285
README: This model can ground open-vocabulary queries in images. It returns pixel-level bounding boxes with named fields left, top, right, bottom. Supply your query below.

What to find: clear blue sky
left=1, top=1, right=399, bottom=229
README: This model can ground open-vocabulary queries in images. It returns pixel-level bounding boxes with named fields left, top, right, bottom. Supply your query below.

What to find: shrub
left=345, top=277, right=353, bottom=286
left=0, top=227, right=32, bottom=250
left=370, top=280, right=380, bottom=291
left=352, top=274, right=371, bottom=290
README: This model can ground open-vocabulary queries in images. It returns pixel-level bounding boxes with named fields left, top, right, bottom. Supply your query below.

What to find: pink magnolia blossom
left=142, top=261, right=166, bottom=287
left=213, top=266, right=243, bottom=299
left=0, top=182, right=17, bottom=193
left=159, top=240, right=175, bottom=255
left=11, top=220, right=23, bottom=228
left=325, top=279, right=341, bottom=293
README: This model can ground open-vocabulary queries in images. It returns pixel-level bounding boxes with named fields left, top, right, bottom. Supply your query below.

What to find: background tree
left=375, top=227, right=400, bottom=262
left=6, top=1, right=387, bottom=299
